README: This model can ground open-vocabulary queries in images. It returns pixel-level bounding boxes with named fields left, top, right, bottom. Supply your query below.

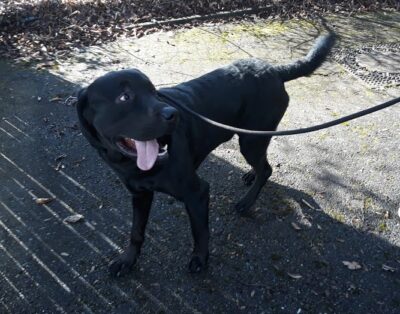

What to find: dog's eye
left=119, top=93, right=130, bottom=102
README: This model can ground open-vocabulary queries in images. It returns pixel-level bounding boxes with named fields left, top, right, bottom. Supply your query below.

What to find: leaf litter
left=0, top=0, right=397, bottom=65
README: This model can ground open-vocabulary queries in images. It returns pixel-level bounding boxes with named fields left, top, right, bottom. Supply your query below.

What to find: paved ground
left=0, top=11, right=399, bottom=314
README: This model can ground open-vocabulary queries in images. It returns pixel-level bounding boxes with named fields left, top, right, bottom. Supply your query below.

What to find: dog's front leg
left=183, top=179, right=210, bottom=273
left=109, top=191, right=153, bottom=277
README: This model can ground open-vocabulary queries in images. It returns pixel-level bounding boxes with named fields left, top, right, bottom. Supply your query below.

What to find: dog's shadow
left=143, top=151, right=400, bottom=313
left=2, top=49, right=399, bottom=313
left=58, top=115, right=399, bottom=313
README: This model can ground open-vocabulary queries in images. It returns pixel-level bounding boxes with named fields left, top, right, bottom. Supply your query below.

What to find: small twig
left=198, top=27, right=254, bottom=58
left=111, top=44, right=195, bottom=78
left=290, top=37, right=315, bottom=56
left=135, top=6, right=272, bottom=30
left=301, top=199, right=317, bottom=210
left=235, top=278, right=270, bottom=289
left=64, top=95, right=77, bottom=106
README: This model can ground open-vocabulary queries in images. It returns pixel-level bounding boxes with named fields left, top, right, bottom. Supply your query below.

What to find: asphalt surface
left=0, top=12, right=399, bottom=314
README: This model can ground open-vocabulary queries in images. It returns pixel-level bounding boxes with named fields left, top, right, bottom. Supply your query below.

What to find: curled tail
left=276, top=33, right=336, bottom=82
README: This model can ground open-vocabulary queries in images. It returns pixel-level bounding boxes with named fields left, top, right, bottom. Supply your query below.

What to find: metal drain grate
left=333, top=43, right=400, bottom=89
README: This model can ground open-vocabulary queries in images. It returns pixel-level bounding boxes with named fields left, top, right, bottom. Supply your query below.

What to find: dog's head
left=76, top=69, right=178, bottom=171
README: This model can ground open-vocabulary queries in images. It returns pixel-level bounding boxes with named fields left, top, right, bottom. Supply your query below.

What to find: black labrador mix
left=76, top=33, right=335, bottom=276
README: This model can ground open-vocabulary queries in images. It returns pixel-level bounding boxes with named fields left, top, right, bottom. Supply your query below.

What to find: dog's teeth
left=158, top=144, right=168, bottom=156
left=123, top=138, right=135, bottom=149
left=158, top=145, right=168, bottom=156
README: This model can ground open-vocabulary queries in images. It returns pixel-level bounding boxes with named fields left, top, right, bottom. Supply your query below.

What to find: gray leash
left=159, top=94, right=400, bottom=136
left=70, top=94, right=400, bottom=136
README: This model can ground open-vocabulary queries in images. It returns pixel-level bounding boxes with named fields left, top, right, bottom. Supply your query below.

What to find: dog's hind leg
left=236, top=135, right=272, bottom=213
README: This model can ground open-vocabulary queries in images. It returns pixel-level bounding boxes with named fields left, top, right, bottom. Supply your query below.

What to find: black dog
left=76, top=33, right=335, bottom=276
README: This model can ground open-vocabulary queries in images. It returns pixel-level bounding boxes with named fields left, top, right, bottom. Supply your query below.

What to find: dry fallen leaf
left=342, top=261, right=362, bottom=270
left=35, top=197, right=54, bottom=205
left=287, top=272, right=302, bottom=279
left=301, top=199, right=316, bottom=210
left=55, top=154, right=67, bottom=162
left=2, top=0, right=391, bottom=68
left=63, top=214, right=84, bottom=223
left=54, top=162, right=66, bottom=171
left=382, top=264, right=397, bottom=272
left=50, top=97, right=63, bottom=102
left=291, top=222, right=301, bottom=231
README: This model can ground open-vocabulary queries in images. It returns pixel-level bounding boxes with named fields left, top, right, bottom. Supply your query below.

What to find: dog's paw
left=242, top=170, right=255, bottom=186
left=109, top=254, right=137, bottom=277
left=188, top=255, right=208, bottom=273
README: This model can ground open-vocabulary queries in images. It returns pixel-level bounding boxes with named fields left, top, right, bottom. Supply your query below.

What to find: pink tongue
left=134, top=140, right=159, bottom=171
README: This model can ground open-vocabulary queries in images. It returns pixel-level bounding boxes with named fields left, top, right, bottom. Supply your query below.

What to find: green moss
left=377, top=221, right=388, bottom=233
left=363, top=197, right=374, bottom=209
left=326, top=209, right=346, bottom=223
left=317, top=131, right=329, bottom=141
left=234, top=22, right=288, bottom=39
left=359, top=143, right=370, bottom=154
left=173, top=28, right=236, bottom=61
left=174, top=19, right=311, bottom=45
left=330, top=111, right=340, bottom=118
left=349, top=124, right=375, bottom=138
left=171, top=18, right=316, bottom=64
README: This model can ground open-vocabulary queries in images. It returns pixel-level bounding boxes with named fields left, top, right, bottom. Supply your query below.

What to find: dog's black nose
left=160, top=107, right=178, bottom=121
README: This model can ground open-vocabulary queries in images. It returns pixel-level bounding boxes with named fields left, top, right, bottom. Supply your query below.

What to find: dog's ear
left=76, top=88, right=103, bottom=150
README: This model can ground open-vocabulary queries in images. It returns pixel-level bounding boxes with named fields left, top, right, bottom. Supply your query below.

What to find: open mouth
left=116, top=136, right=168, bottom=171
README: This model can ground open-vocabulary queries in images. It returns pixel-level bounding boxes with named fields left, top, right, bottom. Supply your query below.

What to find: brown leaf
left=50, top=97, right=63, bottom=102
left=35, top=197, right=54, bottom=205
